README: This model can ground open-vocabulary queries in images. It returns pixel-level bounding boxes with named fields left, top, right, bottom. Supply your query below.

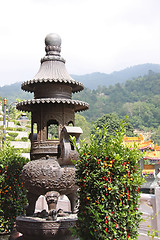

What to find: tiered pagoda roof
left=17, top=33, right=89, bottom=113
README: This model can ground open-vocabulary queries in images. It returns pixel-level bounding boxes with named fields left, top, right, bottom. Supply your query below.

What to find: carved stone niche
left=59, top=126, right=83, bottom=166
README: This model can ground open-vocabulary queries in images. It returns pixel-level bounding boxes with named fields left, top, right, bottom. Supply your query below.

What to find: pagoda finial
left=45, top=33, right=61, bottom=47
left=41, top=33, right=65, bottom=63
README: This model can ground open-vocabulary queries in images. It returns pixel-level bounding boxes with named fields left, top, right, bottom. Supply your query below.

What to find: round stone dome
left=45, top=33, right=61, bottom=47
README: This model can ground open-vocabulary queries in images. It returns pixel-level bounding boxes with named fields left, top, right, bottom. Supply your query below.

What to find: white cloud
left=0, top=0, right=160, bottom=85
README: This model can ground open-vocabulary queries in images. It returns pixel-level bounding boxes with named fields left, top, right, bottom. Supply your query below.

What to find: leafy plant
left=16, top=127, right=26, bottom=132
left=25, top=125, right=31, bottom=129
left=20, top=137, right=28, bottom=142
left=16, top=148, right=30, bottom=153
left=92, top=114, right=135, bottom=141
left=0, top=143, right=29, bottom=233
left=16, top=121, right=21, bottom=126
left=72, top=124, right=144, bottom=240
left=7, top=127, right=15, bottom=131
left=75, top=114, right=91, bottom=143
left=8, top=132, right=18, bottom=138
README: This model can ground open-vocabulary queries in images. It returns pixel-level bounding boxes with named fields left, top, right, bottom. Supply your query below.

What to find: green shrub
left=6, top=132, right=19, bottom=141
left=16, top=121, right=21, bottom=126
left=16, top=127, right=25, bottom=132
left=8, top=127, right=14, bottom=131
left=21, top=148, right=30, bottom=153
left=8, top=132, right=18, bottom=138
left=21, top=137, right=28, bottom=142
left=15, top=148, right=30, bottom=153
left=5, top=136, right=14, bottom=141
left=0, top=143, right=29, bottom=233
left=72, top=125, right=144, bottom=240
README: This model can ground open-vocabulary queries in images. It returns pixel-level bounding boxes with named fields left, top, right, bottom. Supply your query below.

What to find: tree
left=92, top=113, right=134, bottom=141
left=75, top=114, right=91, bottom=143
left=151, top=126, right=160, bottom=145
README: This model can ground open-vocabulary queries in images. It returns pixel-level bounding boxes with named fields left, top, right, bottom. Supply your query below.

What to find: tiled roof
left=16, top=98, right=89, bottom=112
left=123, top=134, right=143, bottom=142
left=22, top=61, right=83, bottom=93
left=144, top=150, right=160, bottom=160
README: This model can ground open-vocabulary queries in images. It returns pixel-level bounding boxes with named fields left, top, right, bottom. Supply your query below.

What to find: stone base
left=16, top=215, right=78, bottom=240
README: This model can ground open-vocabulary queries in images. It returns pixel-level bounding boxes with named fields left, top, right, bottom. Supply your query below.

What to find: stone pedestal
left=16, top=216, right=78, bottom=240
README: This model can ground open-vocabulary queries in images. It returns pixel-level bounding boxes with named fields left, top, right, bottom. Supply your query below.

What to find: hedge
left=0, top=143, right=29, bottom=233
left=72, top=125, right=144, bottom=240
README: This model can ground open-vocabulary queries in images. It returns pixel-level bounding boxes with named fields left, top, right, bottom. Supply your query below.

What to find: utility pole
left=3, top=98, right=7, bottom=144
left=7, top=101, right=17, bottom=130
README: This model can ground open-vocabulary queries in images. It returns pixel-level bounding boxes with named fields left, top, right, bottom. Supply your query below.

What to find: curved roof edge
left=21, top=77, right=84, bottom=93
left=16, top=98, right=89, bottom=112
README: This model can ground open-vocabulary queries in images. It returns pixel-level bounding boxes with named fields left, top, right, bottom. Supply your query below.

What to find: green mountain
left=0, top=82, right=33, bottom=103
left=72, top=63, right=160, bottom=89
left=1, top=63, right=160, bottom=104
left=74, top=71, right=160, bottom=131
left=1, top=63, right=160, bottom=133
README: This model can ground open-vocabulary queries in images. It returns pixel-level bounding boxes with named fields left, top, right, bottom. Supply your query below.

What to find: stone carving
left=22, top=159, right=78, bottom=215
left=16, top=32, right=88, bottom=240
left=45, top=191, right=60, bottom=220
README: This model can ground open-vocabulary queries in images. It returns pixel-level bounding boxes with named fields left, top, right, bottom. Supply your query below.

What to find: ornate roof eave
left=16, top=98, right=89, bottom=112
left=21, top=77, right=84, bottom=93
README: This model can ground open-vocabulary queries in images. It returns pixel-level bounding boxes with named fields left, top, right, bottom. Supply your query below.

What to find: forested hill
left=1, top=66, right=160, bottom=131
left=72, top=63, right=160, bottom=89
left=0, top=82, right=33, bottom=103
left=74, top=72, right=160, bottom=130
left=1, top=63, right=160, bottom=103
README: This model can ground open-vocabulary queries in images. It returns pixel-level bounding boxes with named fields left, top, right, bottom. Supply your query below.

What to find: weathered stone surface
left=22, top=160, right=76, bottom=196
left=16, top=216, right=78, bottom=240
left=16, top=32, right=87, bottom=240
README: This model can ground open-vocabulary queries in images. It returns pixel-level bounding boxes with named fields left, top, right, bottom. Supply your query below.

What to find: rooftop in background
left=123, top=134, right=154, bottom=150
left=123, top=135, right=160, bottom=162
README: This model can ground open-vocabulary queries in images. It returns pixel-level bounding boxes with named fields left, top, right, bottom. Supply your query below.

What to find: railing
left=138, top=174, right=160, bottom=239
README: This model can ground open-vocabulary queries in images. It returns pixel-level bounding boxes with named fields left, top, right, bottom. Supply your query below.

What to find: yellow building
left=123, top=135, right=160, bottom=178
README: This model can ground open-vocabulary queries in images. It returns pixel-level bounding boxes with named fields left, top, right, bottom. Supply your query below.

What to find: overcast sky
left=0, top=0, right=160, bottom=86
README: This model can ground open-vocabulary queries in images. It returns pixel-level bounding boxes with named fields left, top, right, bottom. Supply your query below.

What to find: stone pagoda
left=16, top=33, right=88, bottom=240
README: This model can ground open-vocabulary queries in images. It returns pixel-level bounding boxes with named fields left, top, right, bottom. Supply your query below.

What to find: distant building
left=123, top=134, right=154, bottom=151
left=123, top=135, right=160, bottom=190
